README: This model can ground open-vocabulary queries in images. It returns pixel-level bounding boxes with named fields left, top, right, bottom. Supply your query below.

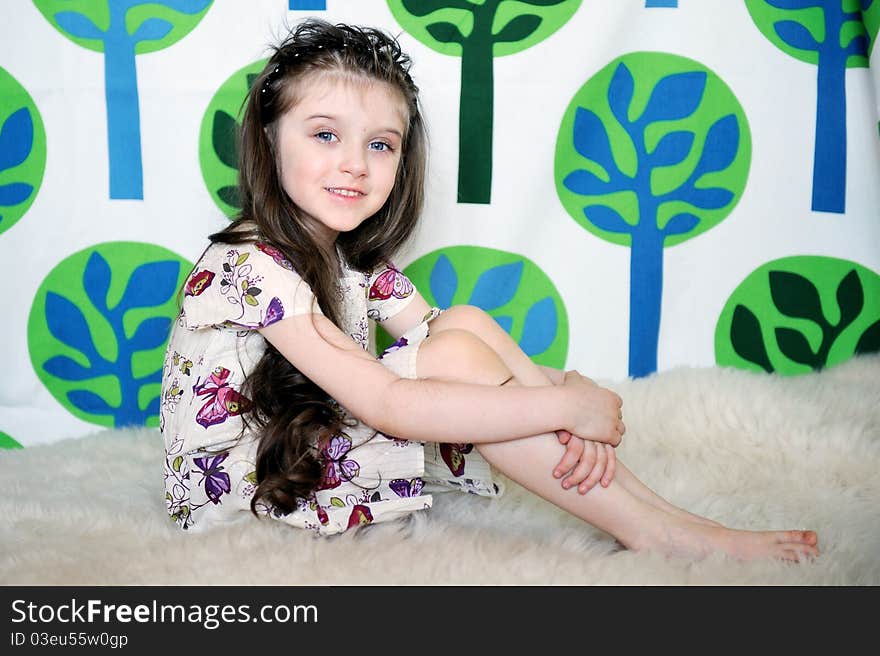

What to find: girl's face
left=275, top=74, right=407, bottom=248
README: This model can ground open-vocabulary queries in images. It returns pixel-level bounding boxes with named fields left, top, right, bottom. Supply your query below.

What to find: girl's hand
left=561, top=371, right=625, bottom=446
left=553, top=432, right=617, bottom=492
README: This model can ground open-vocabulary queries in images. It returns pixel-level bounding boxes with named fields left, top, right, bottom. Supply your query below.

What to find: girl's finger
left=553, top=437, right=583, bottom=479
left=579, top=441, right=607, bottom=494
left=556, top=429, right=572, bottom=445
left=563, top=441, right=596, bottom=489
left=601, top=444, right=616, bottom=487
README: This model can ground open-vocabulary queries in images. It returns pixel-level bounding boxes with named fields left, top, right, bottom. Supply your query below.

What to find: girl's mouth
left=326, top=187, right=365, bottom=198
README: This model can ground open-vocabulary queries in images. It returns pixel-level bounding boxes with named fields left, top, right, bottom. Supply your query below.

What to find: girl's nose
left=339, top=145, right=367, bottom=177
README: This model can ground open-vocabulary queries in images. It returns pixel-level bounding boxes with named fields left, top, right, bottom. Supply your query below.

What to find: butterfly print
left=262, top=296, right=284, bottom=327
left=369, top=265, right=414, bottom=301
left=192, top=453, right=231, bottom=504
left=193, top=366, right=248, bottom=428
left=317, top=435, right=361, bottom=490
left=378, top=336, right=408, bottom=360
left=389, top=478, right=424, bottom=498
left=440, top=443, right=474, bottom=477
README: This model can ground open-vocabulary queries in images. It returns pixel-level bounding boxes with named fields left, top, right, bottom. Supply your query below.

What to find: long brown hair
left=211, top=19, right=428, bottom=516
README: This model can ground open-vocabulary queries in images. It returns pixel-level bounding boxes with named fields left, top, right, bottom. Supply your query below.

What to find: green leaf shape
left=199, top=59, right=266, bottom=219
left=0, top=67, right=46, bottom=236
left=730, top=304, right=774, bottom=373
left=28, top=242, right=192, bottom=428
left=716, top=256, right=880, bottom=375
left=375, top=246, right=569, bottom=369
left=33, top=0, right=213, bottom=56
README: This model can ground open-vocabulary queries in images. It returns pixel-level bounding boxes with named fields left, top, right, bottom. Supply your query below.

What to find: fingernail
left=553, top=470, right=561, bottom=478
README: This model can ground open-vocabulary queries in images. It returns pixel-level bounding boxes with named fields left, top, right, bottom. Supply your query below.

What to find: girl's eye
left=369, top=141, right=392, bottom=152
left=315, top=131, right=336, bottom=143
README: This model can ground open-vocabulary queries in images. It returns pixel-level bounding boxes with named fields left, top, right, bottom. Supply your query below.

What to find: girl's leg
left=416, top=319, right=818, bottom=561
left=427, top=306, right=721, bottom=527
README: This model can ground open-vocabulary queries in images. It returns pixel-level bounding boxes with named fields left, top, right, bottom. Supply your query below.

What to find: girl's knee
left=417, top=328, right=511, bottom=385
left=432, top=304, right=495, bottom=336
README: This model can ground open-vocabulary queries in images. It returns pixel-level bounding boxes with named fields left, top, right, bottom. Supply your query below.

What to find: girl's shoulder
left=181, top=240, right=318, bottom=330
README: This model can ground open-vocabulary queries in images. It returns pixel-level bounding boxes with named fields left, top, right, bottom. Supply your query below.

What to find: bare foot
left=639, top=519, right=819, bottom=562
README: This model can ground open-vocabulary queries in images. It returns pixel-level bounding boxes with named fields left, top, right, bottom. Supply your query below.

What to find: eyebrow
left=305, top=114, right=403, bottom=139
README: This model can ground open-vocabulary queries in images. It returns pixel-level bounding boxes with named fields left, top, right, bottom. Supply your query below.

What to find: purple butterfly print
left=317, top=435, right=360, bottom=490
left=389, top=478, right=424, bottom=498
left=193, top=453, right=231, bottom=504
left=262, top=296, right=284, bottom=327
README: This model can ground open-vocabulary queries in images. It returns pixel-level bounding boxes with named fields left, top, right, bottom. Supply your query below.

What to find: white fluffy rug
left=2, top=355, right=879, bottom=586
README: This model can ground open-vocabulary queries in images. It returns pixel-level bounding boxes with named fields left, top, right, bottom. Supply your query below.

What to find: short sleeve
left=365, top=261, right=417, bottom=323
left=180, top=241, right=319, bottom=330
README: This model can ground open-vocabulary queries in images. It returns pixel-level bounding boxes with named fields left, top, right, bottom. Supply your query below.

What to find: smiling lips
left=326, top=187, right=365, bottom=198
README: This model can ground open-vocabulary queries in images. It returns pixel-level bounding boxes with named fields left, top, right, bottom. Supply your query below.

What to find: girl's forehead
left=291, top=72, right=408, bottom=126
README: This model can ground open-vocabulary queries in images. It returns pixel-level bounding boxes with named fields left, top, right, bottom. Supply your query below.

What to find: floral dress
left=160, top=241, right=502, bottom=536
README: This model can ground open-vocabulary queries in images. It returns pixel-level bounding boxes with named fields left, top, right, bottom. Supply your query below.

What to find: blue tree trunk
left=104, top=10, right=143, bottom=200
left=628, top=211, right=664, bottom=378
left=811, top=5, right=847, bottom=214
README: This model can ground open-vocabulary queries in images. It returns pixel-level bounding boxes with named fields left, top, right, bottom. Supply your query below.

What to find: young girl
left=160, top=19, right=819, bottom=561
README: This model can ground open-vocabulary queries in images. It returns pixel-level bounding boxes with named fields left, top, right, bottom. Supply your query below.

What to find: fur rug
left=2, top=356, right=878, bottom=586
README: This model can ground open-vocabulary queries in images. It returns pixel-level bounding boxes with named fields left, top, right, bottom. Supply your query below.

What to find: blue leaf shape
left=608, top=63, right=635, bottom=127
left=694, top=114, right=739, bottom=177
left=83, top=251, right=112, bottom=314
left=494, top=315, right=513, bottom=334
left=469, top=261, right=524, bottom=312
left=145, top=395, right=161, bottom=417
left=774, top=20, right=820, bottom=52
left=0, top=183, right=33, bottom=206
left=55, top=11, right=105, bottom=40
left=584, top=205, right=632, bottom=233
left=0, top=108, right=33, bottom=172
left=519, top=297, right=557, bottom=357
left=67, top=390, right=114, bottom=416
left=651, top=131, right=694, bottom=167
left=640, top=72, right=706, bottom=125
left=129, top=317, right=172, bottom=351
left=45, top=292, right=98, bottom=358
left=137, top=368, right=164, bottom=385
left=131, top=17, right=173, bottom=43
left=117, top=261, right=181, bottom=313
left=676, top=186, right=734, bottom=210
left=572, top=107, right=617, bottom=174
left=663, top=213, right=700, bottom=236
left=43, top=355, right=94, bottom=381
left=563, top=169, right=611, bottom=196
left=430, top=255, right=457, bottom=309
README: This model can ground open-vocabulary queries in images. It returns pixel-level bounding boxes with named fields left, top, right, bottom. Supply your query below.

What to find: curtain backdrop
left=1, top=0, right=878, bottom=448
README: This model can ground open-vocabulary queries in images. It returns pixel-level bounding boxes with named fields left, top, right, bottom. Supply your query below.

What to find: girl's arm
left=376, top=290, right=432, bottom=340
left=259, top=313, right=618, bottom=446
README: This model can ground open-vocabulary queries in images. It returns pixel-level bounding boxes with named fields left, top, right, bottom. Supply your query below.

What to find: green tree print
left=388, top=0, right=581, bottom=204
left=715, top=256, right=880, bottom=375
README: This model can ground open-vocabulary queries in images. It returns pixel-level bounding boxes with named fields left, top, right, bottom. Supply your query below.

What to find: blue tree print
left=34, top=0, right=212, bottom=199
left=376, top=247, right=569, bottom=367
left=29, top=243, right=191, bottom=427
left=290, top=0, right=326, bottom=8
left=555, top=54, right=751, bottom=377
left=746, top=0, right=874, bottom=214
